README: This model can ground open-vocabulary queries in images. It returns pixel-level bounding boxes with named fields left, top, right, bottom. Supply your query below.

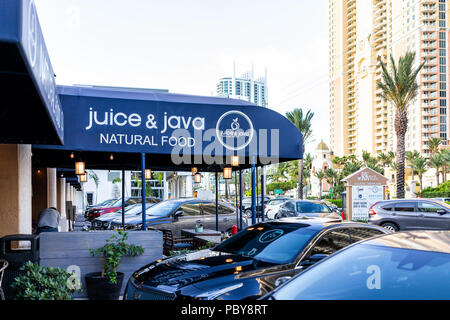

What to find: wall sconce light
left=110, top=154, right=114, bottom=161
left=231, top=155, right=239, bottom=167
left=70, top=152, right=75, bottom=159
left=145, top=169, right=152, bottom=180
left=223, top=167, right=232, bottom=179
left=191, top=167, right=198, bottom=175
left=194, top=173, right=202, bottom=183
left=75, top=161, right=85, bottom=175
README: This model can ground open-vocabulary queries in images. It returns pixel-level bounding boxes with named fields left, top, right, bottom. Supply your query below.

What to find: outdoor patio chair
left=160, top=229, right=194, bottom=255
left=0, top=259, right=8, bottom=300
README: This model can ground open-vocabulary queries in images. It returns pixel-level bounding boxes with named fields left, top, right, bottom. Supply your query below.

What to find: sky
left=35, top=0, right=330, bottom=154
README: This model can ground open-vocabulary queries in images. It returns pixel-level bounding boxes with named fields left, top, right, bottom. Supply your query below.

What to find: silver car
left=368, top=199, right=450, bottom=232
left=277, top=200, right=343, bottom=220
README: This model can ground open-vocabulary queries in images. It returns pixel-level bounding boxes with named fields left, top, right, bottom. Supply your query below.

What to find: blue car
left=262, top=230, right=450, bottom=300
left=123, top=219, right=388, bottom=300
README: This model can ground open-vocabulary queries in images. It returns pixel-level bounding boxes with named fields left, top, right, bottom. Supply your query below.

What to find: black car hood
left=133, top=250, right=274, bottom=291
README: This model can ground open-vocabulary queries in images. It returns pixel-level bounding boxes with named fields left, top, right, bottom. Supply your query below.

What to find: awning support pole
left=122, top=167, right=125, bottom=228
left=261, top=166, right=265, bottom=222
left=234, top=170, right=239, bottom=228
left=215, top=171, right=219, bottom=231
left=141, top=153, right=147, bottom=231
left=239, top=169, right=243, bottom=230
left=251, top=157, right=256, bottom=225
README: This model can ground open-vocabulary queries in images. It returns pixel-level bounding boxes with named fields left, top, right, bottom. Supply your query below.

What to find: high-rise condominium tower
left=217, top=64, right=268, bottom=107
left=329, top=0, right=450, bottom=157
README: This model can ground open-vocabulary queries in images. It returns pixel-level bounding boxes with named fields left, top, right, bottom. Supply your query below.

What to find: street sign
left=274, top=189, right=283, bottom=195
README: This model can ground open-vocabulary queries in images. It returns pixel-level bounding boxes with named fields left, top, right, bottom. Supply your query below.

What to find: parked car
left=262, top=230, right=450, bottom=300
left=123, top=218, right=389, bottom=300
left=84, top=198, right=117, bottom=218
left=86, top=197, right=160, bottom=221
left=433, top=197, right=450, bottom=203
left=242, top=196, right=271, bottom=219
left=110, top=198, right=244, bottom=235
left=265, top=197, right=292, bottom=219
left=277, top=200, right=342, bottom=220
left=368, top=199, right=450, bottom=232
left=91, top=203, right=155, bottom=230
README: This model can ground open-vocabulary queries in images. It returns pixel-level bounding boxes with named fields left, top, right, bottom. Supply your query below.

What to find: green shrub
left=11, top=261, right=80, bottom=300
left=324, top=199, right=343, bottom=208
left=90, top=230, right=144, bottom=284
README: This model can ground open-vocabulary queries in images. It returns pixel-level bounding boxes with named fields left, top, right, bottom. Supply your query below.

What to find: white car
left=265, top=197, right=292, bottom=219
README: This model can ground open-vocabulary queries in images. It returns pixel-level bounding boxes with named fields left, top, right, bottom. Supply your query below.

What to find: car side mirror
left=173, top=210, right=183, bottom=220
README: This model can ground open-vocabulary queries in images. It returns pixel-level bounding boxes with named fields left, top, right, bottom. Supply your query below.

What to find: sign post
left=342, top=167, right=388, bottom=221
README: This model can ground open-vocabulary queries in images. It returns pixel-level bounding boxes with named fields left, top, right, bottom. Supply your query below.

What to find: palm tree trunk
left=395, top=112, right=407, bottom=199
left=436, top=172, right=440, bottom=186
left=419, top=174, right=423, bottom=194
left=298, top=159, right=304, bottom=199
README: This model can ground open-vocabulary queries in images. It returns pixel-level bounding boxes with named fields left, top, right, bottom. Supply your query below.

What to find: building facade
left=329, top=0, right=450, bottom=158
left=217, top=64, right=268, bottom=107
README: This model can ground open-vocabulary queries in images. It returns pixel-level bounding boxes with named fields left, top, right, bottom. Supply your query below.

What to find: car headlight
left=195, top=283, right=243, bottom=300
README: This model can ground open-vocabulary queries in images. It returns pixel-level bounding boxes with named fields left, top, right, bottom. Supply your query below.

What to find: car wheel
left=274, top=213, right=280, bottom=219
left=381, top=222, right=399, bottom=232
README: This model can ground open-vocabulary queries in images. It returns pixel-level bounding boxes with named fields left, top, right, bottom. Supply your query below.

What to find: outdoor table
left=181, top=229, right=222, bottom=247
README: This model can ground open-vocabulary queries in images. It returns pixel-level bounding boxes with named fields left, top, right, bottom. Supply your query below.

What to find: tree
left=377, top=52, right=424, bottom=198
left=286, top=108, right=314, bottom=199
left=324, top=168, right=338, bottom=197
left=87, top=170, right=100, bottom=204
left=428, top=137, right=442, bottom=156
left=428, top=153, right=444, bottom=186
left=412, top=156, right=428, bottom=193
left=315, top=171, right=325, bottom=198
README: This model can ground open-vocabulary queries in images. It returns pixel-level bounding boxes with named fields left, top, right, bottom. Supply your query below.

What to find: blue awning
left=33, top=85, right=302, bottom=171
left=0, top=0, right=64, bottom=145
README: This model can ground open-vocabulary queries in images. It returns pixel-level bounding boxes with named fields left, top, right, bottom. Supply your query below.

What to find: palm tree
left=315, top=171, right=325, bottom=198
left=286, top=108, right=314, bottom=199
left=412, top=156, right=428, bottom=193
left=324, top=168, right=338, bottom=198
left=406, top=150, right=420, bottom=166
left=428, top=137, right=442, bottom=156
left=87, top=170, right=100, bottom=203
left=377, top=153, right=393, bottom=168
left=428, top=153, right=444, bottom=186
left=440, top=149, right=450, bottom=182
left=377, top=52, right=425, bottom=198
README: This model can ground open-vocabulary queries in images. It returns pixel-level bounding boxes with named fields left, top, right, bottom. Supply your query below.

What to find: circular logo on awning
left=216, top=110, right=254, bottom=151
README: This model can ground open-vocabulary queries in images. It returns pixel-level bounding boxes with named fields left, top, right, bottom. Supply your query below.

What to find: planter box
left=39, top=231, right=163, bottom=298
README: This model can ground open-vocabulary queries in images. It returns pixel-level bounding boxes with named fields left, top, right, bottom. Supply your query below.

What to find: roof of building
left=317, top=141, right=329, bottom=151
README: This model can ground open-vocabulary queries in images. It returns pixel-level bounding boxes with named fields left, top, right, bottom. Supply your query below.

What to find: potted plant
left=86, top=230, right=144, bottom=300
left=11, top=261, right=81, bottom=300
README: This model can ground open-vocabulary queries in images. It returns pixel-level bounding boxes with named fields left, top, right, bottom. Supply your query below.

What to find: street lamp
left=191, top=167, right=198, bottom=175
left=79, top=173, right=87, bottom=182
left=223, top=167, right=232, bottom=179
left=75, top=161, right=85, bottom=175
left=231, top=155, right=239, bottom=167
left=145, top=169, right=152, bottom=180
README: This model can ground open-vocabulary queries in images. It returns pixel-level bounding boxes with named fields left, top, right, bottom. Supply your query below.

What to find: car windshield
left=271, top=244, right=450, bottom=300
left=296, top=202, right=331, bottom=213
left=144, top=200, right=184, bottom=217
left=213, top=223, right=318, bottom=264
